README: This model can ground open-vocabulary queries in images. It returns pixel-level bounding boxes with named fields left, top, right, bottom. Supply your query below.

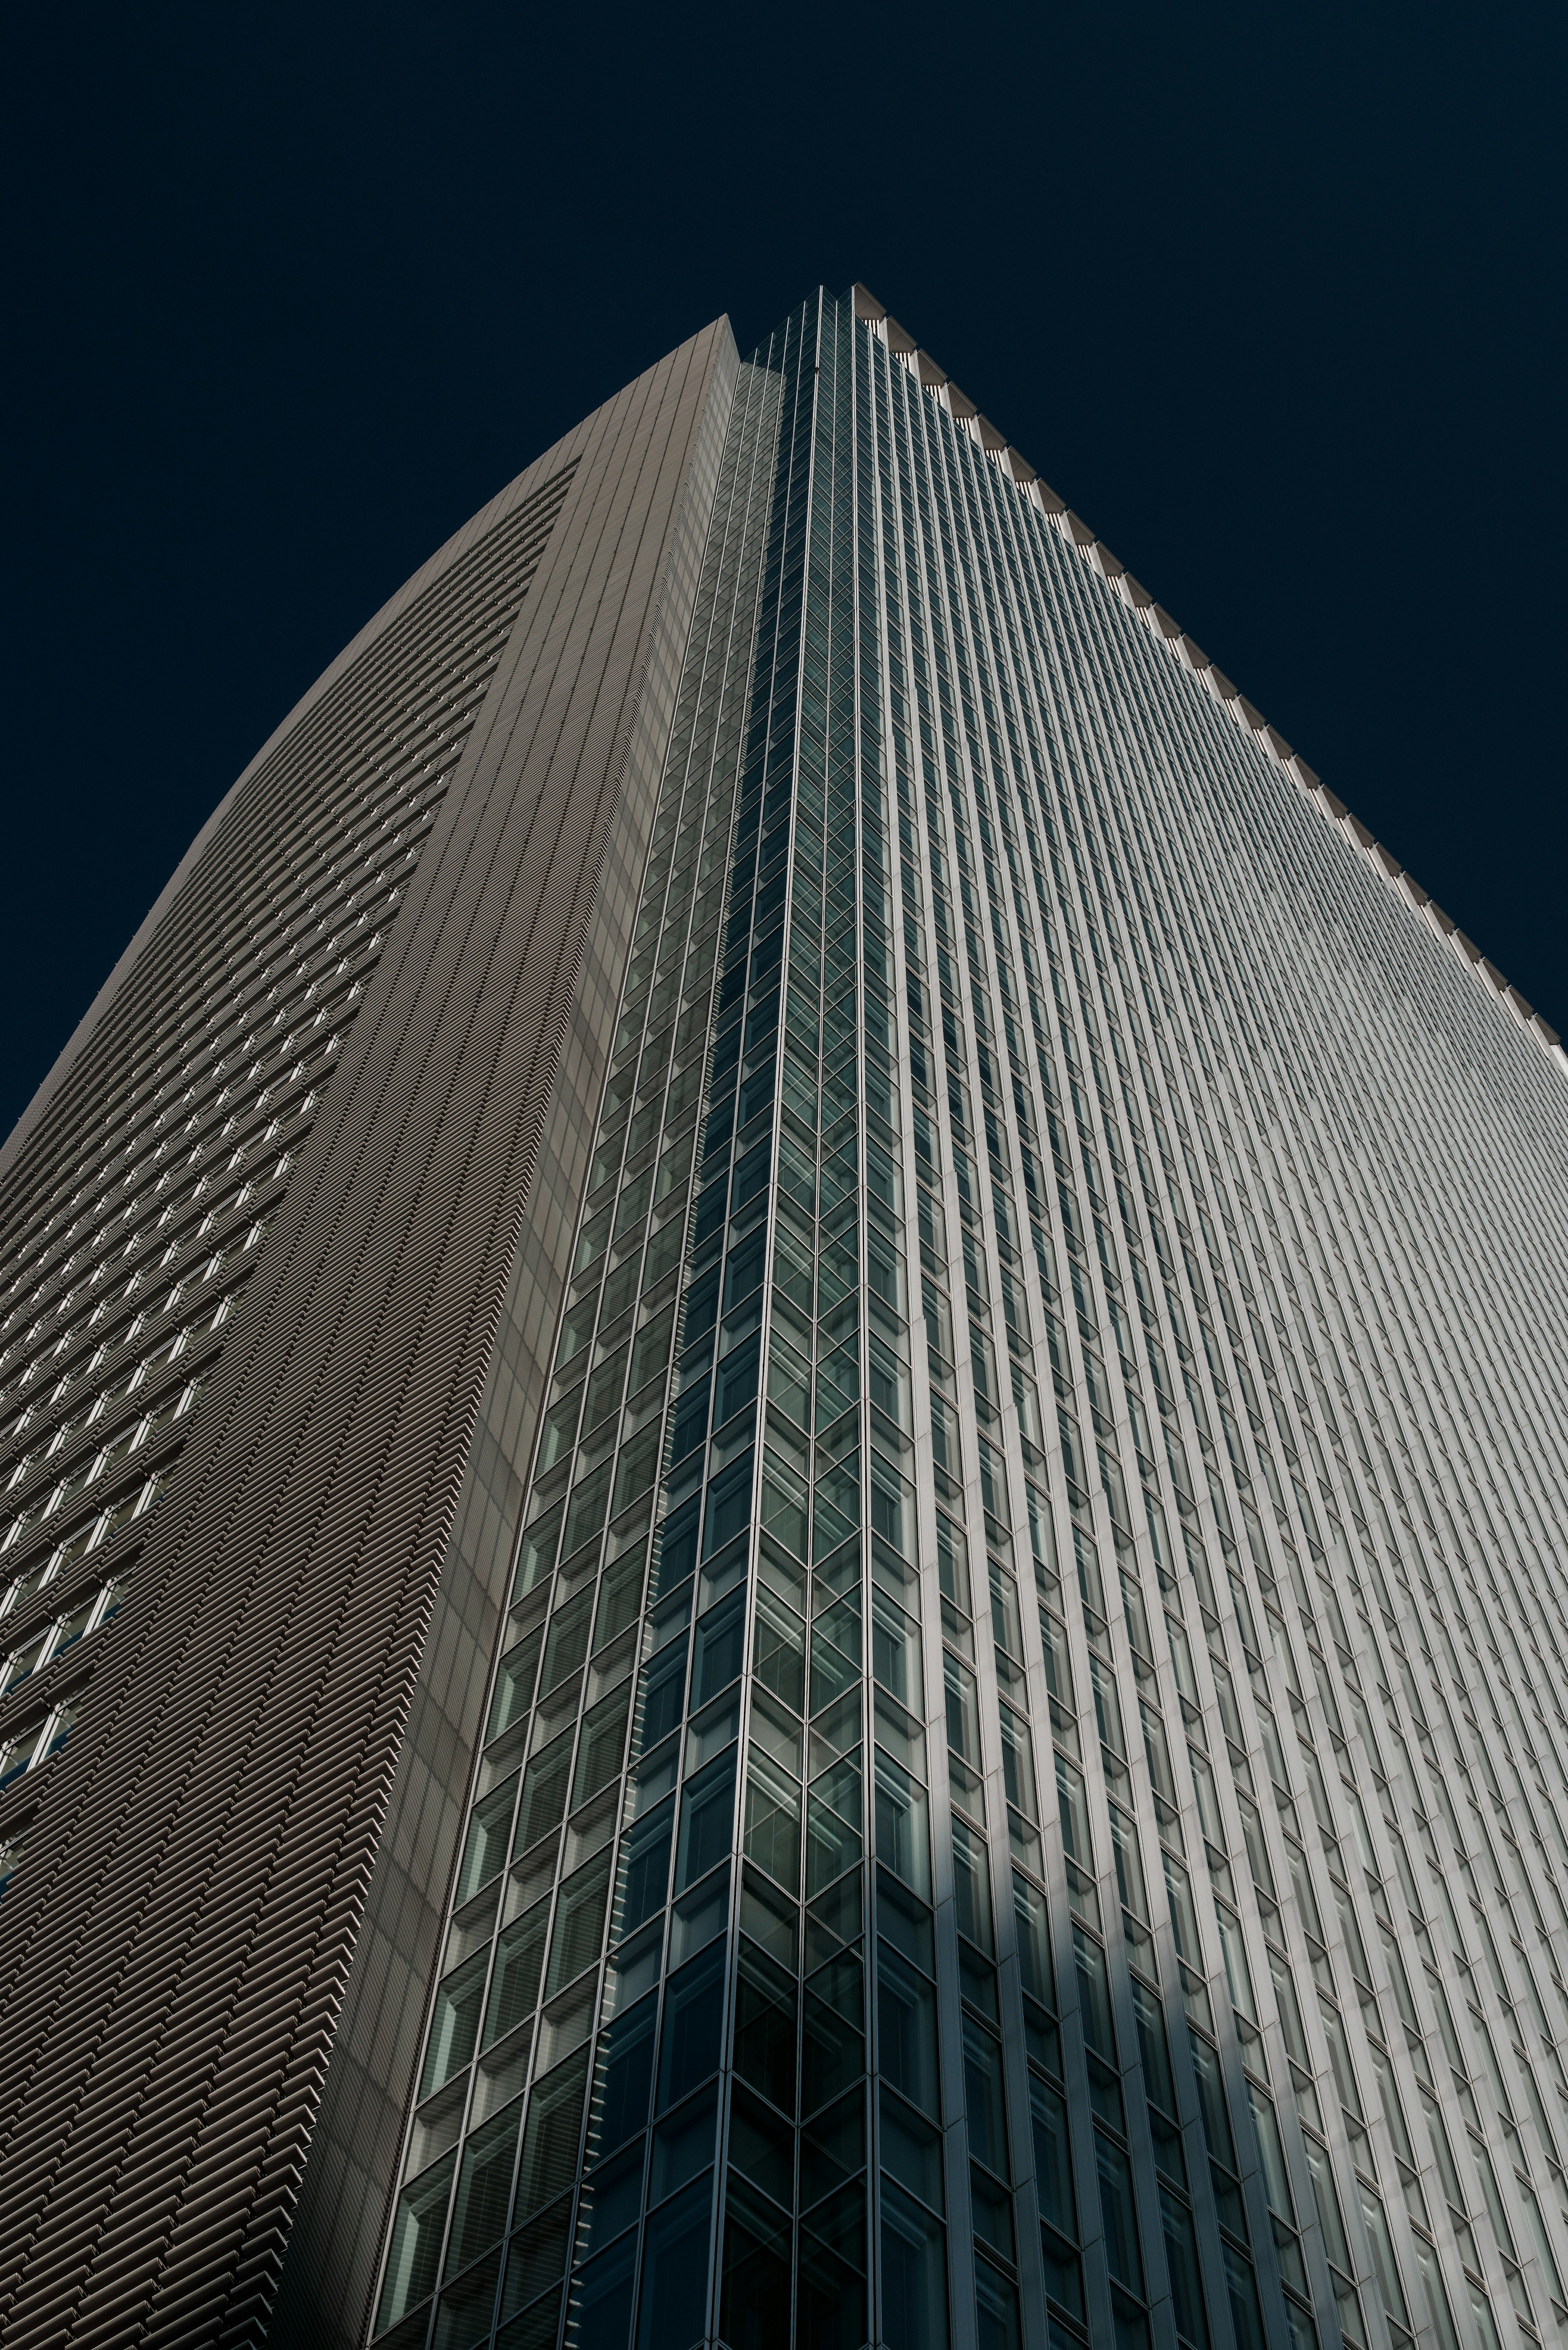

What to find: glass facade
left=372, top=288, right=1568, bottom=2350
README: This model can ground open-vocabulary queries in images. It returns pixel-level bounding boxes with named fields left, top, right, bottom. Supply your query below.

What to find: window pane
left=447, top=2100, right=525, bottom=2279
left=745, top=1752, right=802, bottom=1892
left=422, top=1949, right=489, bottom=2098
left=1160, top=2186, right=1210, bottom=2350
left=657, top=1944, right=726, bottom=2110
left=1011, top=1871, right=1052, bottom=2009
left=617, top=1796, right=675, bottom=1937
left=973, top=2253, right=1021, bottom=2350
left=569, top=2225, right=638, bottom=2350
left=692, top=1590, right=746, bottom=1705
left=592, top=1993, right=657, bottom=2157
left=874, top=1750, right=930, bottom=1899
left=1029, top=2076, right=1076, bottom=2237
left=377, top=2151, right=457, bottom=2331
left=1358, top=2186, right=1411, bottom=2329
left=734, top=1941, right=798, bottom=2115
left=721, top=2173, right=791, bottom=2350
left=1128, top=1976, right=1173, bottom=2113
left=516, top=2048, right=591, bottom=2226
left=998, top=1706, right=1037, bottom=1820
left=1095, top=2131, right=1144, bottom=2295
left=1073, top=1925, right=1114, bottom=2064
left=485, top=1901, right=550, bottom=2050
left=878, top=1943, right=940, bottom=2120
left=458, top=1773, right=520, bottom=1903
left=962, top=2015, right=1009, bottom=2180
left=1223, top=2244, right=1267, bottom=2350
left=548, top=1851, right=614, bottom=1999
left=944, top=1652, right=980, bottom=1765
left=676, top=1751, right=736, bottom=1892
left=952, top=1819, right=993, bottom=1955
left=880, top=2082, right=944, bottom=2213
left=880, top=2178, right=948, bottom=2350
left=802, top=1953, right=864, bottom=2117
left=635, top=2172, right=712, bottom=2350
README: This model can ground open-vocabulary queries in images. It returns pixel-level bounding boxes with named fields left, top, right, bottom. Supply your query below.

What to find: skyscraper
left=0, top=286, right=1564, bottom=2350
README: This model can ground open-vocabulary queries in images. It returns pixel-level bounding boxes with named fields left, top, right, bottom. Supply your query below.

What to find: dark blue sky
left=5, top=1, right=1563, bottom=1139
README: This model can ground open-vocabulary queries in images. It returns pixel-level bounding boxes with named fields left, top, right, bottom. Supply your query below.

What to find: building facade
left=0, top=290, right=1565, bottom=2350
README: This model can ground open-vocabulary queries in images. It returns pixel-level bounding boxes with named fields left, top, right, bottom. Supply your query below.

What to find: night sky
left=7, top=2, right=1564, bottom=1141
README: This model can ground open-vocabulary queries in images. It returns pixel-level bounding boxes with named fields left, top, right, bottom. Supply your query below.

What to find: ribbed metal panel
left=0, top=315, right=737, bottom=2350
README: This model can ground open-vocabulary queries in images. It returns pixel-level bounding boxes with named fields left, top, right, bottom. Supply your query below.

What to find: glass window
left=649, top=2083, right=717, bottom=2205
left=1223, top=2243, right=1267, bottom=2350
left=638, top=1634, right=689, bottom=1751
left=456, top=1773, right=519, bottom=1904
left=873, top=1750, right=929, bottom=1900
left=514, top=1734, right=572, bottom=1859
left=703, top=1451, right=754, bottom=1556
left=376, top=2150, right=457, bottom=2333
left=720, top=2172, right=791, bottom=2350
left=691, top=1590, right=746, bottom=1706
left=880, top=2178, right=948, bottom=2350
left=1032, top=2071, right=1082, bottom=2252
left=635, top=2172, right=712, bottom=2350
left=483, top=1900, right=548, bottom=2053
left=676, top=1749, right=736, bottom=1892
left=1094, top=2131, right=1144, bottom=2295
left=489, top=1625, right=543, bottom=1740
left=734, top=1940, right=797, bottom=2116
left=973, top=2253, right=1021, bottom=2350
left=880, top=2082, right=944, bottom=2213
left=1072, top=1926, right=1114, bottom=2064
left=657, top=1943, right=726, bottom=2111
left=575, top=1684, right=633, bottom=1810
left=514, top=2046, right=590, bottom=2229
left=871, top=1585, right=923, bottom=1713
left=421, top=1947, right=488, bottom=2099
left=952, top=1819, right=993, bottom=1955
left=802, top=1953, right=864, bottom=2118
left=445, top=2101, right=524, bottom=2281
left=1160, top=2187, right=1210, bottom=2350
left=997, top=1705, right=1037, bottom=1820
left=546, top=1851, right=614, bottom=2000
left=963, top=2014, right=1009, bottom=2179
left=713, top=1333, right=760, bottom=1428
left=617, top=1795, right=675, bottom=1938
left=1357, top=2185, right=1410, bottom=2331
left=569, top=2225, right=638, bottom=2350
left=745, top=1751, right=802, bottom=1892
left=1011, top=1871, right=1051, bottom=2009
left=878, top=1942, right=940, bottom=2120
left=594, top=1993, right=657, bottom=2160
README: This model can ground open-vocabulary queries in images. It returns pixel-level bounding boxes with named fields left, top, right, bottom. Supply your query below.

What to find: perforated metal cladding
left=0, top=316, right=737, bottom=2350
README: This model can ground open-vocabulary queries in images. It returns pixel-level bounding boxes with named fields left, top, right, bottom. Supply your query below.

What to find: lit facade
left=1, top=290, right=1565, bottom=2350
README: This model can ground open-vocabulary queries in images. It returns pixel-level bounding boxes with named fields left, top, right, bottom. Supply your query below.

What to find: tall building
left=0, top=290, right=1564, bottom=2350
